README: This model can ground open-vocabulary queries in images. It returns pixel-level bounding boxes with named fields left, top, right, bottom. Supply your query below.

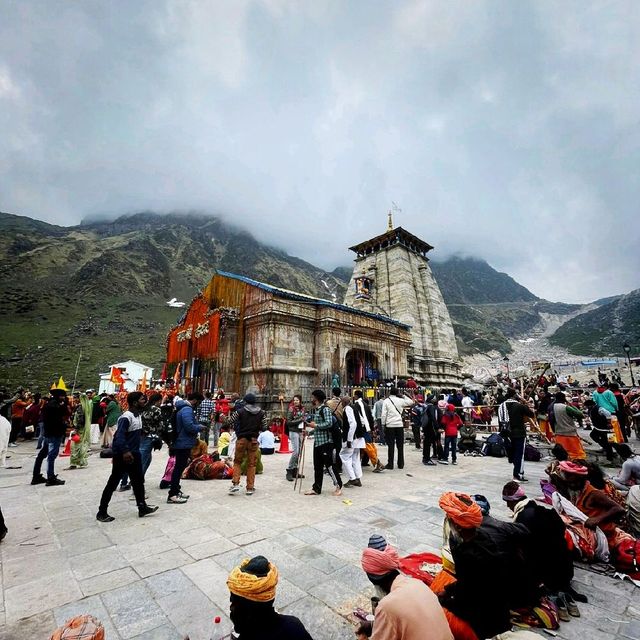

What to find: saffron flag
left=173, top=362, right=181, bottom=386
left=139, top=369, right=148, bottom=392
left=159, top=362, right=167, bottom=382
left=110, top=367, right=124, bottom=385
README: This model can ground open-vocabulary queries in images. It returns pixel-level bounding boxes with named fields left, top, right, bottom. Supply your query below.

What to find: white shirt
left=258, top=430, right=275, bottom=448
left=381, top=396, right=413, bottom=428
left=461, top=396, right=474, bottom=408
left=355, top=398, right=372, bottom=431
left=343, top=405, right=365, bottom=449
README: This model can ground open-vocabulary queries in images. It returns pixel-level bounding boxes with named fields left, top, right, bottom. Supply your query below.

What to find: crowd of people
left=2, top=373, right=639, bottom=639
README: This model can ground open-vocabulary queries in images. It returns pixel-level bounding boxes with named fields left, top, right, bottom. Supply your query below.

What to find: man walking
left=340, top=397, right=365, bottom=488
left=305, top=389, right=342, bottom=496
left=498, top=388, right=534, bottom=482
left=228, top=393, right=268, bottom=496
left=196, top=390, right=215, bottom=445
left=31, top=388, right=69, bottom=486
left=381, top=388, right=414, bottom=470
left=168, top=392, right=203, bottom=504
left=353, top=389, right=385, bottom=473
left=96, top=392, right=158, bottom=522
left=422, top=395, right=441, bottom=466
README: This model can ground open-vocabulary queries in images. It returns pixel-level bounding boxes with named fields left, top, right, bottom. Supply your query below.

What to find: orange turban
left=439, top=492, right=483, bottom=530
left=361, top=545, right=400, bottom=576
left=227, top=558, right=279, bottom=602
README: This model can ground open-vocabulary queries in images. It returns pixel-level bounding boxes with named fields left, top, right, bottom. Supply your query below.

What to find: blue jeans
left=443, top=435, right=457, bottom=462
left=36, top=422, right=45, bottom=449
left=121, top=436, right=154, bottom=486
left=33, top=436, right=62, bottom=479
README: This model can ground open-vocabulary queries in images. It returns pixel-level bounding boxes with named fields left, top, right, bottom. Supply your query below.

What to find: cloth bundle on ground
left=50, top=615, right=105, bottom=640
left=227, top=557, right=279, bottom=602
left=183, top=453, right=231, bottom=480
left=399, top=552, right=442, bottom=586
left=551, top=492, right=609, bottom=562
left=612, top=535, right=640, bottom=579
left=628, top=485, right=640, bottom=536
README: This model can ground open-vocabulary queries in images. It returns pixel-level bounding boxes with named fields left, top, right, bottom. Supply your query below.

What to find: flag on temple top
left=110, top=367, right=124, bottom=384
left=159, top=362, right=167, bottom=382
left=139, top=369, right=148, bottom=392
left=173, top=362, right=181, bottom=386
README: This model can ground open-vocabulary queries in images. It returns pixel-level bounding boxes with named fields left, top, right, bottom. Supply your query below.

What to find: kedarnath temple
left=165, top=217, right=462, bottom=395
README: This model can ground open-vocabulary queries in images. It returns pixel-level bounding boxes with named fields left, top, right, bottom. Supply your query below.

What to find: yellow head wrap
left=227, top=558, right=279, bottom=603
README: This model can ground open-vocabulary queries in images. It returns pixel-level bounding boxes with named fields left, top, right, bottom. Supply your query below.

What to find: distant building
left=98, top=360, right=153, bottom=394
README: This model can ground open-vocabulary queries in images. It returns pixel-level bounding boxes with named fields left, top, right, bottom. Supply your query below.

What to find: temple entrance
left=345, top=349, right=379, bottom=385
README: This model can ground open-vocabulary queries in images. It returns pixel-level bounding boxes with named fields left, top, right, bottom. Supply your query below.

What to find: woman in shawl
left=70, top=394, right=92, bottom=469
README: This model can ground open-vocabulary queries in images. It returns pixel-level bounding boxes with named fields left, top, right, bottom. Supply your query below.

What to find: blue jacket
left=174, top=399, right=201, bottom=449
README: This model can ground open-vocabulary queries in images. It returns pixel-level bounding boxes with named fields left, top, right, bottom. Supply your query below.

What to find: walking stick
left=295, top=428, right=307, bottom=493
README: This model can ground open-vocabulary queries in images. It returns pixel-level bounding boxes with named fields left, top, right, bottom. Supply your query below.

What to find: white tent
left=98, top=360, right=154, bottom=394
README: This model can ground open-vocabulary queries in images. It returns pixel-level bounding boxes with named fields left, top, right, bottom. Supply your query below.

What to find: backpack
left=482, top=433, right=506, bottom=457
left=524, top=443, right=542, bottom=462
left=161, top=405, right=184, bottom=446
left=324, top=404, right=343, bottom=451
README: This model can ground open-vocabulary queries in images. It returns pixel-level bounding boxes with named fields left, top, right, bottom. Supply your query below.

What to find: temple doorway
left=345, top=349, right=379, bottom=385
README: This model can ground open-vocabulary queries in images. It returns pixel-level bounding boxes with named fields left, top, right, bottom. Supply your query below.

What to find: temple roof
left=348, top=226, right=433, bottom=259
left=214, top=270, right=410, bottom=328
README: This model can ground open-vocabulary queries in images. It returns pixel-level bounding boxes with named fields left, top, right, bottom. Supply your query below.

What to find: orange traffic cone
left=60, top=438, right=71, bottom=457
left=278, top=431, right=292, bottom=454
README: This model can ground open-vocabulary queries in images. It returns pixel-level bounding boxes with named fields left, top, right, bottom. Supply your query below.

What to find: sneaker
left=30, top=474, right=46, bottom=485
left=45, top=476, right=65, bottom=486
left=384, top=464, right=394, bottom=470
left=372, top=466, right=384, bottom=473
left=423, top=460, right=436, bottom=466
left=167, top=495, right=188, bottom=504
left=514, top=476, right=529, bottom=483
left=353, top=479, right=362, bottom=487
left=452, top=461, right=458, bottom=465
left=178, top=491, right=190, bottom=500
left=228, top=484, right=240, bottom=495
left=8, top=443, right=18, bottom=448
left=118, top=484, right=131, bottom=492
left=438, top=460, right=449, bottom=465
left=139, top=504, right=159, bottom=517
left=343, top=480, right=357, bottom=488
left=246, top=488, right=255, bottom=496
left=563, top=592, right=580, bottom=617
left=96, top=512, right=115, bottom=523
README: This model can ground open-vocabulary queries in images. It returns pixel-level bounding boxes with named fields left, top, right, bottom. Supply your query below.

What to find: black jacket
left=42, top=397, right=69, bottom=438
left=231, top=404, right=267, bottom=440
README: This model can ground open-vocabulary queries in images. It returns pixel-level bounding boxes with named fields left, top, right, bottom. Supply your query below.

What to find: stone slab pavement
left=0, top=440, right=637, bottom=640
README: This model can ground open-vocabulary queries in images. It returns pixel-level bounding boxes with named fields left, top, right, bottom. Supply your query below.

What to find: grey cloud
left=1, top=0, right=639, bottom=303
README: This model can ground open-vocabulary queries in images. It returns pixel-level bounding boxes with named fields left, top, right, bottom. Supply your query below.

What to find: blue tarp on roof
left=215, top=270, right=411, bottom=329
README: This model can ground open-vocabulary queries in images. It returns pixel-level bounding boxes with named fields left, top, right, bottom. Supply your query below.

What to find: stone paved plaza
left=1, top=441, right=638, bottom=640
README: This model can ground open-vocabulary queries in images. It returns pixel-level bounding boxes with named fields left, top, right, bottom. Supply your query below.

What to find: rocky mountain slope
left=549, top=288, right=640, bottom=356
left=0, top=211, right=346, bottom=390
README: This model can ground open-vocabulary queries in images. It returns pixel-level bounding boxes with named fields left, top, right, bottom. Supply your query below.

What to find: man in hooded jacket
left=228, top=393, right=268, bottom=496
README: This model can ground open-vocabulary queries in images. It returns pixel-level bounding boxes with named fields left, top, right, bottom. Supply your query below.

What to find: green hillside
left=0, top=211, right=346, bottom=391
left=549, top=289, right=640, bottom=355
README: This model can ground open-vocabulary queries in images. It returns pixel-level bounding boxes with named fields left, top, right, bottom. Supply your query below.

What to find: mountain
left=427, top=257, right=583, bottom=356
left=549, top=289, right=640, bottom=356
left=430, top=256, right=538, bottom=305
left=0, top=211, right=346, bottom=390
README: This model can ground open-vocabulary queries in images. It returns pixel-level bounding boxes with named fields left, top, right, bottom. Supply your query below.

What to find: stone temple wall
left=344, top=243, right=461, bottom=386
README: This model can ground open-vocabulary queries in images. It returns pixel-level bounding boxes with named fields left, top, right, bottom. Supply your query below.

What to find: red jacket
left=441, top=412, right=462, bottom=437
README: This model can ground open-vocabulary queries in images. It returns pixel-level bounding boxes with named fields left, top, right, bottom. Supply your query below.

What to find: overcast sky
left=1, top=1, right=639, bottom=303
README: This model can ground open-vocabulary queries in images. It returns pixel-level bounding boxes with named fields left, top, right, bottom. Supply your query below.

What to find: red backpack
left=614, top=537, right=640, bottom=579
